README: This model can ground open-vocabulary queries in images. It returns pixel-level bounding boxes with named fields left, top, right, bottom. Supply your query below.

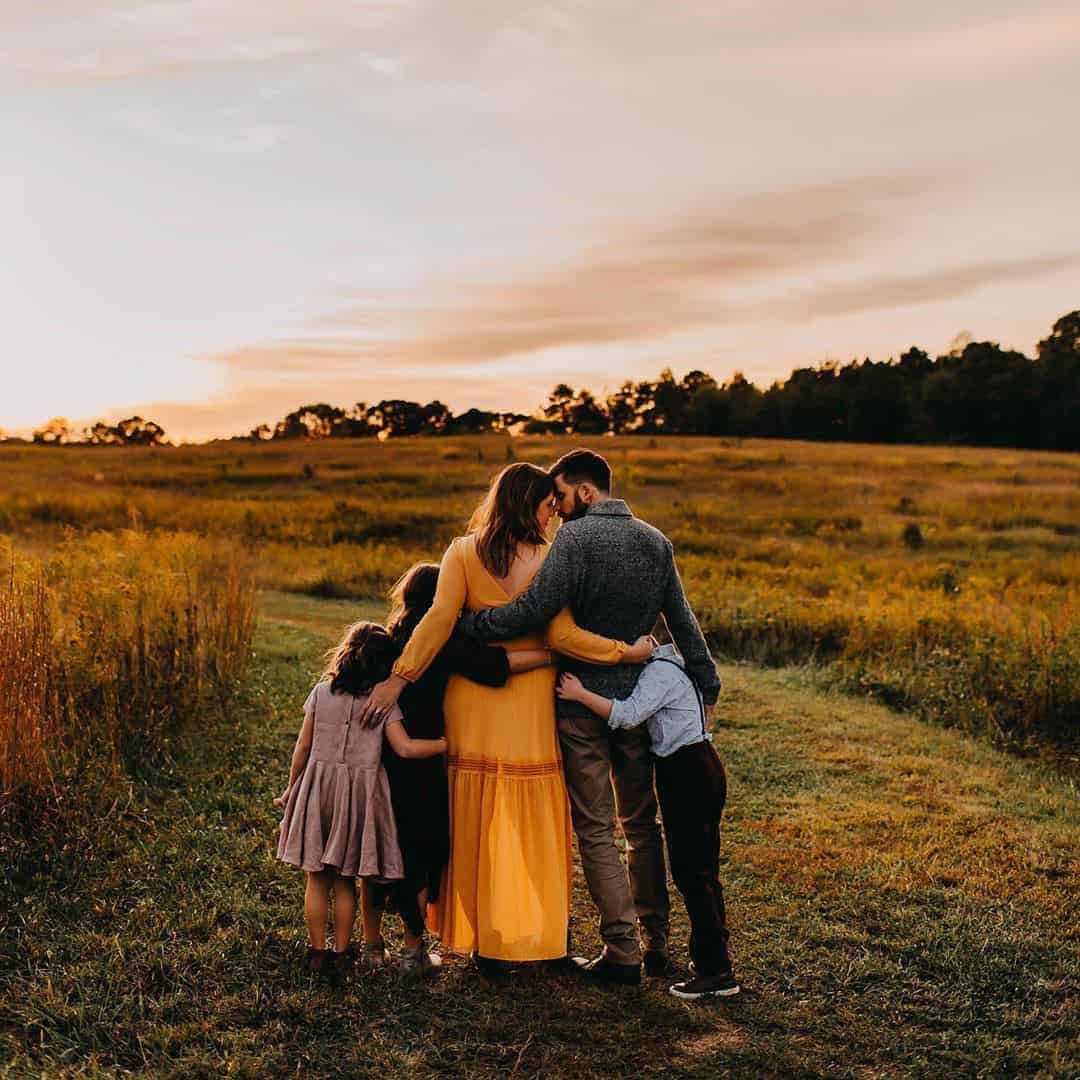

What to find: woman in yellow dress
left=363, top=463, right=652, bottom=965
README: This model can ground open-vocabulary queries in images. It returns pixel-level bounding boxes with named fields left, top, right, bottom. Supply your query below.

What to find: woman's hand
left=359, top=674, right=407, bottom=726
left=624, top=635, right=657, bottom=663
left=556, top=672, right=585, bottom=702
left=273, top=788, right=288, bottom=809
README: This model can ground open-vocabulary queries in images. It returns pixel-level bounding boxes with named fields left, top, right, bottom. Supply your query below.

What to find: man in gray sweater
left=460, top=448, right=721, bottom=985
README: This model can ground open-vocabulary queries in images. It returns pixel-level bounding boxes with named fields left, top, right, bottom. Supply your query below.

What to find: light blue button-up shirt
left=607, top=643, right=708, bottom=758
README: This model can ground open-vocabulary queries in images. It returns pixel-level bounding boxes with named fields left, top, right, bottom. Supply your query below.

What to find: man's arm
left=660, top=546, right=721, bottom=705
left=460, top=529, right=581, bottom=642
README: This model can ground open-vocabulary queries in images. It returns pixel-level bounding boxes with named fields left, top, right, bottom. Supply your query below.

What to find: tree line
left=18, top=310, right=1079, bottom=451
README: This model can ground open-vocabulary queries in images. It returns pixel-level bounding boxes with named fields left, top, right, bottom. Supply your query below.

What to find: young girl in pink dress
left=275, top=620, right=446, bottom=979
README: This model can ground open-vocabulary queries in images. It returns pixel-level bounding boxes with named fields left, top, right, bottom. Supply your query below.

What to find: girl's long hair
left=468, top=463, right=553, bottom=579
left=386, top=562, right=440, bottom=650
left=322, top=619, right=397, bottom=696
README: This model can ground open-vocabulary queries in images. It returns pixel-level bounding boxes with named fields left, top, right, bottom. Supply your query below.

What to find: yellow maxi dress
left=392, top=534, right=627, bottom=961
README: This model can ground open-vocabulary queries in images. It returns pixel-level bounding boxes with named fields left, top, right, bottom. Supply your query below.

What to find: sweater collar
left=585, top=499, right=632, bottom=518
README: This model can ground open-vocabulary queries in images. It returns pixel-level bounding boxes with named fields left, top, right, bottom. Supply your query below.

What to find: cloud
left=116, top=103, right=285, bottom=153
left=778, top=254, right=1080, bottom=322
left=208, top=172, right=952, bottom=373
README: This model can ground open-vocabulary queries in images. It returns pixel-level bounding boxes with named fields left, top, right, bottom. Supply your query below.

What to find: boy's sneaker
left=399, top=946, right=443, bottom=980
left=360, top=938, right=390, bottom=971
left=669, top=971, right=740, bottom=1000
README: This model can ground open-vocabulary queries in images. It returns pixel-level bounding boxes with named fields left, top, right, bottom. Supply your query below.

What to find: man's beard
left=562, top=493, right=590, bottom=521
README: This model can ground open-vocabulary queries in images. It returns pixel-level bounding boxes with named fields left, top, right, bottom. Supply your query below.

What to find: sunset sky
left=4, top=1, right=1079, bottom=441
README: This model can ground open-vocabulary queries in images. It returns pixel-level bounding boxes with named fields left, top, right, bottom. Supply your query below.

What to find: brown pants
left=558, top=706, right=670, bottom=966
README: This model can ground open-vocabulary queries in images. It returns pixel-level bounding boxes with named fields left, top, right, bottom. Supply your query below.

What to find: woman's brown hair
left=322, top=619, right=398, bottom=696
left=386, top=562, right=440, bottom=649
left=468, top=462, right=553, bottom=579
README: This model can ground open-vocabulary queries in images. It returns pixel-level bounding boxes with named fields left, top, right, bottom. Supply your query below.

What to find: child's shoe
left=669, top=970, right=740, bottom=999
left=399, top=944, right=443, bottom=980
left=360, top=937, right=390, bottom=971
left=332, top=946, right=356, bottom=981
left=303, top=947, right=330, bottom=976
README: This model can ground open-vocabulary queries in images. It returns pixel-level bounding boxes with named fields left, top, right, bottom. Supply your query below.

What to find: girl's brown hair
left=386, top=562, right=440, bottom=649
left=468, top=463, right=553, bottom=579
left=322, top=619, right=398, bottom=696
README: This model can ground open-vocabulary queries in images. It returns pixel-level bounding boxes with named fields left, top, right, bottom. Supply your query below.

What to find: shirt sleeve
left=608, top=665, right=684, bottom=731
left=392, top=539, right=468, bottom=682
left=543, top=607, right=627, bottom=664
left=660, top=546, right=722, bottom=706
left=460, top=528, right=581, bottom=641
left=303, top=684, right=319, bottom=720
left=440, top=631, right=512, bottom=687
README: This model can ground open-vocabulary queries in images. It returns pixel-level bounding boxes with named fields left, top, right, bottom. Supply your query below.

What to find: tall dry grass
left=0, top=532, right=255, bottom=839
left=2, top=435, right=1077, bottom=752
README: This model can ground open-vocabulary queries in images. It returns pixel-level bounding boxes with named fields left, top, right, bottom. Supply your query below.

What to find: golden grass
left=1, top=434, right=1077, bottom=750
left=0, top=532, right=255, bottom=835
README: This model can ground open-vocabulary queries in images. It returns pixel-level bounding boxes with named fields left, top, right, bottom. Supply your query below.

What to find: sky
left=2, top=1, right=1078, bottom=442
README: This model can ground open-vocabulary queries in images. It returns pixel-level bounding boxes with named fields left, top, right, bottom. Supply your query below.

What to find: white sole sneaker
left=669, top=981, right=741, bottom=1000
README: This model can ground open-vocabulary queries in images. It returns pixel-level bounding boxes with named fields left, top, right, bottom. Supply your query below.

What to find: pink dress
left=276, top=682, right=405, bottom=880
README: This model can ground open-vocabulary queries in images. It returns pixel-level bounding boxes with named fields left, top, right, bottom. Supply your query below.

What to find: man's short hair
left=550, top=449, right=612, bottom=493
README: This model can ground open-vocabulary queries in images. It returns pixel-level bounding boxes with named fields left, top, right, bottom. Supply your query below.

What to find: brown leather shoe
left=572, top=955, right=641, bottom=986
left=642, top=950, right=673, bottom=978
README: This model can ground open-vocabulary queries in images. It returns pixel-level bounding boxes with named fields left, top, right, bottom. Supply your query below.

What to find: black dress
left=373, top=631, right=511, bottom=935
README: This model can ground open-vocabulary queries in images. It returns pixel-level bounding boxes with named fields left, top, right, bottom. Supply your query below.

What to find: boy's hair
left=322, top=619, right=397, bottom=696
left=550, top=449, right=612, bottom=493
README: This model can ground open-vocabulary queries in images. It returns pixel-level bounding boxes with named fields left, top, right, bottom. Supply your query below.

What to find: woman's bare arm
left=506, top=648, right=555, bottom=673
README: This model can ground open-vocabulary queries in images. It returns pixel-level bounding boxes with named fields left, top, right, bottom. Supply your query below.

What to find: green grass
left=1, top=592, right=1077, bottom=1078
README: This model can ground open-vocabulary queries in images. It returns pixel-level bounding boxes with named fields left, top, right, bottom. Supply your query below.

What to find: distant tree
left=33, top=417, right=74, bottom=445
left=843, top=360, right=913, bottom=444
left=568, top=389, right=608, bottom=434
left=923, top=341, right=1037, bottom=447
left=542, top=384, right=576, bottom=431
left=725, top=372, right=764, bottom=436
left=114, top=416, right=167, bottom=445
left=274, top=403, right=344, bottom=440
left=85, top=421, right=121, bottom=445
left=450, top=407, right=499, bottom=435
left=605, top=381, right=639, bottom=434
left=419, top=400, right=452, bottom=435
left=330, top=403, right=373, bottom=438
left=1035, top=310, right=1080, bottom=451
left=250, top=423, right=273, bottom=441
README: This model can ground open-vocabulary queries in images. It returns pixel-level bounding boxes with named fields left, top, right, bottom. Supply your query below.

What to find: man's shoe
left=669, top=971, right=740, bottom=1000
left=572, top=955, right=641, bottom=986
left=541, top=955, right=580, bottom=976
left=642, top=950, right=672, bottom=978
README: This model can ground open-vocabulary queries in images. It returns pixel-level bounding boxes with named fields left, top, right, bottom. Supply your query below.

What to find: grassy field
left=1, top=435, right=1077, bottom=752
left=1, top=591, right=1076, bottom=1077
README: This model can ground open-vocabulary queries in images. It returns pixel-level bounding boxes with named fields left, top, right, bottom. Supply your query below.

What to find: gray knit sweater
left=459, top=499, right=721, bottom=708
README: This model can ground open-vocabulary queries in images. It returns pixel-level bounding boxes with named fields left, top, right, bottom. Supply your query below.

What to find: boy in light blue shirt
left=558, top=642, right=738, bottom=1000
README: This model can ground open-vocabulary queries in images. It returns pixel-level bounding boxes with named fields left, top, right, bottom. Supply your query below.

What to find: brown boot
left=304, top=947, right=330, bottom=976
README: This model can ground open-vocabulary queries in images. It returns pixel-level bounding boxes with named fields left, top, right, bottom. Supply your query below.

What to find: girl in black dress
left=362, top=563, right=557, bottom=977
